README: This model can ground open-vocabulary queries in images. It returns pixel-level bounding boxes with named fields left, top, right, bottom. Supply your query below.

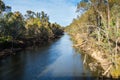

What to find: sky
left=4, top=0, right=80, bottom=26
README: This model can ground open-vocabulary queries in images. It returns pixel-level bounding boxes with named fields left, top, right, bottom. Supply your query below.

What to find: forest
left=0, top=0, right=64, bottom=57
left=66, top=0, right=120, bottom=78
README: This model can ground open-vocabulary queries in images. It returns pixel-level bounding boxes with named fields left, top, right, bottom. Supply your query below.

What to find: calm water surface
left=0, top=34, right=98, bottom=80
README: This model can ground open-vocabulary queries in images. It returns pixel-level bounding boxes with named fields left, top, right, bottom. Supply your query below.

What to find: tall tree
left=25, top=10, right=35, bottom=19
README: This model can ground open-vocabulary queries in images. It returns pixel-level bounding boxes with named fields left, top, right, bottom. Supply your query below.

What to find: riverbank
left=65, top=0, right=120, bottom=78
left=0, top=34, right=64, bottom=59
left=68, top=33, right=120, bottom=78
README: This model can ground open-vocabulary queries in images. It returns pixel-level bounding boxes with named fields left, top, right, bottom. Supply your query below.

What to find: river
left=0, top=34, right=99, bottom=80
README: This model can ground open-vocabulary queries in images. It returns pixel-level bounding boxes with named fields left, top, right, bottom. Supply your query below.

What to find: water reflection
left=0, top=34, right=99, bottom=80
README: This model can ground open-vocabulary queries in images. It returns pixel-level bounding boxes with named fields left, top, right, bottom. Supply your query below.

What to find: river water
left=0, top=34, right=99, bottom=80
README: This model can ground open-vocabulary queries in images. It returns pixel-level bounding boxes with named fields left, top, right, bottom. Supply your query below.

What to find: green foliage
left=50, top=23, right=64, bottom=36
left=0, top=12, right=25, bottom=39
left=25, top=11, right=63, bottom=39
left=0, top=36, right=12, bottom=42
left=0, top=0, right=63, bottom=43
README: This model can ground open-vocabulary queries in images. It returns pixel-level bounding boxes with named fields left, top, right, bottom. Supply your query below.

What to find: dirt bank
left=72, top=33, right=113, bottom=77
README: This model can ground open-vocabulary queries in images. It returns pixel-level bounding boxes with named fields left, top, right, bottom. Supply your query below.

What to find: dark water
left=0, top=34, right=99, bottom=80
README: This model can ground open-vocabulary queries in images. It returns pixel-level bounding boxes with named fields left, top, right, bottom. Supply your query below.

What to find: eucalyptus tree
left=25, top=10, right=36, bottom=19
left=25, top=17, right=42, bottom=37
left=25, top=10, right=53, bottom=40
left=3, top=12, right=25, bottom=39
left=40, top=11, right=49, bottom=26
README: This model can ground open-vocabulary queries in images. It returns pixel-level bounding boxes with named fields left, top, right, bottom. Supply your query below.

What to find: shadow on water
left=0, top=34, right=111, bottom=80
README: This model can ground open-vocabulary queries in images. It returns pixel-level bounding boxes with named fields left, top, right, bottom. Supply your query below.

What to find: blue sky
left=4, top=0, right=80, bottom=26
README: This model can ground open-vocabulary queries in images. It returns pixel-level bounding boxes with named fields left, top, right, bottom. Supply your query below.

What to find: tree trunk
left=107, top=0, right=110, bottom=29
